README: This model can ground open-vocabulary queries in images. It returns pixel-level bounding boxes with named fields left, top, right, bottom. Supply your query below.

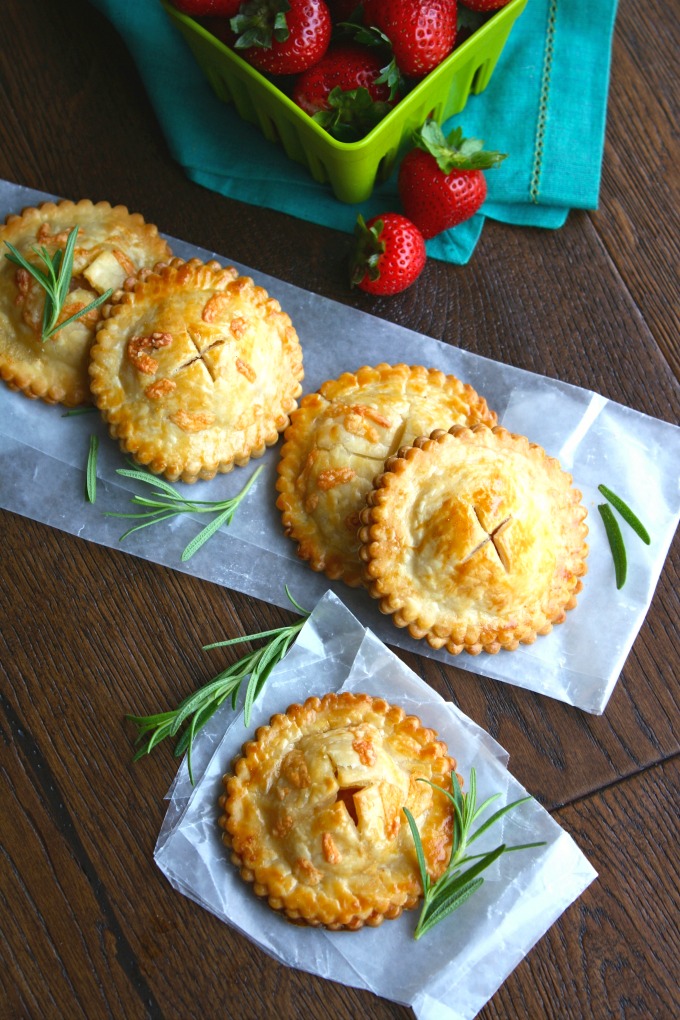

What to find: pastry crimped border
left=89, top=257, right=304, bottom=483
left=0, top=199, right=172, bottom=407
left=218, top=691, right=457, bottom=931
left=359, top=424, right=590, bottom=656
left=275, top=363, right=498, bottom=587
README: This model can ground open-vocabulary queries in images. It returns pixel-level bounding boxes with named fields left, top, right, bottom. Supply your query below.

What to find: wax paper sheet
left=1, top=180, right=678, bottom=714
left=154, top=591, right=597, bottom=1020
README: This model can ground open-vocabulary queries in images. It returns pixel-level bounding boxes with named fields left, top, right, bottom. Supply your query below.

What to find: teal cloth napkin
left=89, top=0, right=618, bottom=264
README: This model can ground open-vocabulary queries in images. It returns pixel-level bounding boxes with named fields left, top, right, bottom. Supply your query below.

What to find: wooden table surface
left=1, top=1, right=678, bottom=1017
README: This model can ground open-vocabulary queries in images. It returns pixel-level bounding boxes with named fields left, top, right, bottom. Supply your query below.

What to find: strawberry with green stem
left=230, top=0, right=332, bottom=74
left=398, top=119, right=507, bottom=239
left=292, top=44, right=395, bottom=140
left=350, top=213, right=426, bottom=295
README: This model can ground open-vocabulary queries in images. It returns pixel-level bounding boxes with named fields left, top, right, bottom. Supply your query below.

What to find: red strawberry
left=231, top=0, right=332, bottom=75
left=171, top=0, right=242, bottom=14
left=363, top=0, right=457, bottom=78
left=294, top=44, right=392, bottom=111
left=350, top=213, right=426, bottom=295
left=460, top=0, right=512, bottom=10
left=398, top=120, right=506, bottom=238
left=292, top=44, right=394, bottom=138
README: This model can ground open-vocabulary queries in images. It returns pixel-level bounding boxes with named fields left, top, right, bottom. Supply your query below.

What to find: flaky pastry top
left=359, top=424, right=589, bottom=655
left=276, top=363, right=497, bottom=586
left=219, top=692, right=456, bottom=930
left=0, top=199, right=171, bottom=406
left=89, top=257, right=304, bottom=482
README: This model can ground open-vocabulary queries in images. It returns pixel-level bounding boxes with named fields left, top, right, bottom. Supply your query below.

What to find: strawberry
left=350, top=213, right=426, bottom=295
left=398, top=119, right=507, bottom=238
left=171, top=0, right=243, bottom=14
left=292, top=44, right=394, bottom=139
left=363, top=0, right=457, bottom=78
left=231, top=0, right=332, bottom=75
left=293, top=44, right=392, bottom=112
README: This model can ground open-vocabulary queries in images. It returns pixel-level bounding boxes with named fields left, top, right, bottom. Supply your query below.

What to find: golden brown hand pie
left=0, top=199, right=172, bottom=406
left=219, top=692, right=456, bottom=930
left=276, top=363, right=497, bottom=587
left=89, top=257, right=304, bottom=482
left=359, top=424, right=589, bottom=655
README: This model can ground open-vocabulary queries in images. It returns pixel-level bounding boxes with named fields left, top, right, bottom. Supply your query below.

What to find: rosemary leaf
left=50, top=289, right=113, bottom=337
left=106, top=462, right=264, bottom=559
left=406, top=768, right=544, bottom=940
left=598, top=502, right=627, bottom=589
left=115, top=465, right=184, bottom=498
left=416, top=877, right=484, bottom=938
left=4, top=227, right=112, bottom=341
left=85, top=434, right=99, bottom=503
left=598, top=484, right=651, bottom=545
left=180, top=504, right=233, bottom=562
left=403, top=807, right=430, bottom=897
left=466, top=795, right=532, bottom=846
left=62, top=406, right=98, bottom=417
left=126, top=587, right=310, bottom=783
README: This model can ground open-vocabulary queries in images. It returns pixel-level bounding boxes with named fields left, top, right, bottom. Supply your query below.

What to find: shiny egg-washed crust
left=276, top=363, right=497, bottom=587
left=359, top=425, right=589, bottom=655
left=89, top=257, right=304, bottom=483
left=0, top=199, right=172, bottom=406
left=219, top=692, right=456, bottom=931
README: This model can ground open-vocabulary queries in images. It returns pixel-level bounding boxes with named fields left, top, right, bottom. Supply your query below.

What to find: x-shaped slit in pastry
left=335, top=787, right=361, bottom=826
left=172, top=333, right=226, bottom=382
left=460, top=509, right=513, bottom=571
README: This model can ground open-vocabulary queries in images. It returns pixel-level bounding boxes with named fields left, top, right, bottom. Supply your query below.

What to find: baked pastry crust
left=276, top=363, right=497, bottom=586
left=219, top=692, right=456, bottom=930
left=359, top=424, right=589, bottom=655
left=0, top=199, right=172, bottom=406
left=89, top=257, right=304, bottom=482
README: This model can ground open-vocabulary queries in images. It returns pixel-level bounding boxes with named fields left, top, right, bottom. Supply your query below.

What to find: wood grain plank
left=479, top=758, right=680, bottom=1019
left=593, top=0, right=680, bottom=380
left=0, top=695, right=157, bottom=1019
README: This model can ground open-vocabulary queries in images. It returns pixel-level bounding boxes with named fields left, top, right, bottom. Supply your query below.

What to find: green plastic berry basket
left=162, top=0, right=528, bottom=204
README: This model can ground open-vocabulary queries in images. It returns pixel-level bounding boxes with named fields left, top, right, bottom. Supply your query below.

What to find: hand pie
left=219, top=692, right=456, bottom=930
left=276, top=363, right=497, bottom=587
left=359, top=424, right=589, bottom=655
left=89, top=258, right=304, bottom=482
left=0, top=199, right=172, bottom=406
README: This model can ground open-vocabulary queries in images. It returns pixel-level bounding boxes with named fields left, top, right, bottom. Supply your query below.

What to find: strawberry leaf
left=415, top=118, right=507, bottom=172
left=349, top=214, right=385, bottom=286
left=336, top=22, right=404, bottom=99
left=313, top=86, right=392, bottom=141
left=231, top=0, right=291, bottom=49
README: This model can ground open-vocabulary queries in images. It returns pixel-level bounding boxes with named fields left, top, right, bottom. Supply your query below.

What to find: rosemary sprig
left=598, top=502, right=627, bottom=589
left=86, top=434, right=99, bottom=503
left=4, top=227, right=112, bottom=341
left=404, top=768, right=545, bottom=940
left=105, top=462, right=264, bottom=562
left=126, top=587, right=309, bottom=783
left=597, top=484, right=650, bottom=545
